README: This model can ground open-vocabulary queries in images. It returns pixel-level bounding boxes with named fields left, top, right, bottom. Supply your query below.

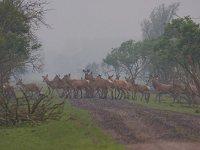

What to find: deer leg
left=140, top=93, right=144, bottom=101
left=80, top=88, right=82, bottom=99
left=47, top=86, right=51, bottom=95
left=110, top=89, right=113, bottom=99
left=105, top=88, right=108, bottom=99
left=158, top=94, right=161, bottom=103
left=155, top=94, right=158, bottom=103
left=132, top=91, right=136, bottom=100
left=126, top=91, right=130, bottom=99
left=116, top=89, right=120, bottom=99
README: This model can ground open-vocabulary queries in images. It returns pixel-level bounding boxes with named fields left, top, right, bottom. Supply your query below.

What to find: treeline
left=85, top=3, right=200, bottom=102
left=102, top=16, right=200, bottom=102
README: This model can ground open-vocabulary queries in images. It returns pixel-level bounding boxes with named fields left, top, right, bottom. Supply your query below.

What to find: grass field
left=0, top=98, right=125, bottom=150
left=130, top=93, right=200, bottom=116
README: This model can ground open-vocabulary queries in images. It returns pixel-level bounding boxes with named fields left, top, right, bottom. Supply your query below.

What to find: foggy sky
left=31, top=0, right=200, bottom=80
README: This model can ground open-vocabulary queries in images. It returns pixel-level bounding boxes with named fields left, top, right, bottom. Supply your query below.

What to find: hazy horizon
left=23, top=0, right=200, bottom=81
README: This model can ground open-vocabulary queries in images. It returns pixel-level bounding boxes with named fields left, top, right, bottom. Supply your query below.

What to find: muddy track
left=70, top=99, right=200, bottom=150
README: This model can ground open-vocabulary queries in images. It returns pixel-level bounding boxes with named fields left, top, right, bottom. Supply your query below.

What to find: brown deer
left=16, top=79, right=40, bottom=95
left=42, top=74, right=61, bottom=94
left=135, top=83, right=150, bottom=103
left=150, top=75, right=175, bottom=103
left=83, top=70, right=112, bottom=99
left=95, top=74, right=113, bottom=99
left=62, top=74, right=90, bottom=99
left=107, top=75, right=127, bottom=99
left=127, top=77, right=150, bottom=102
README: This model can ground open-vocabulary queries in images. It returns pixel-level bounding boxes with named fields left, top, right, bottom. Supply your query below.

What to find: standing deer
left=42, top=74, right=59, bottom=94
left=62, top=74, right=90, bottom=99
left=150, top=75, right=175, bottom=103
left=108, top=75, right=127, bottom=100
left=83, top=70, right=112, bottom=99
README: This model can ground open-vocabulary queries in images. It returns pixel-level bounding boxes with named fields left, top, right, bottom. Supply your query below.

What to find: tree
left=103, top=48, right=121, bottom=76
left=104, top=40, right=148, bottom=80
left=0, top=0, right=49, bottom=83
left=140, top=2, right=180, bottom=82
left=156, top=16, right=200, bottom=102
left=141, top=2, right=180, bottom=39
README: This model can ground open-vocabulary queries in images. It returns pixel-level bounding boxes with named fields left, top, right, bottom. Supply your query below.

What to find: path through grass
left=0, top=98, right=124, bottom=150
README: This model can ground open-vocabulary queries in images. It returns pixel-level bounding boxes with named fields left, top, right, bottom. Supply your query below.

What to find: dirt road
left=70, top=99, right=200, bottom=150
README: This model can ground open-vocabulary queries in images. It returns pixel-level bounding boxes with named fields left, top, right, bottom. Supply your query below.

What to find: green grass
left=0, top=98, right=125, bottom=150
left=130, top=93, right=200, bottom=116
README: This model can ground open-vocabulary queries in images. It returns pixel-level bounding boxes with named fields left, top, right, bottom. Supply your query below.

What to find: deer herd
left=1, top=70, right=198, bottom=105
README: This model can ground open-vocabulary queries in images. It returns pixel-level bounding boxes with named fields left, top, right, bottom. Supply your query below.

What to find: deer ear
left=69, top=73, right=71, bottom=77
left=83, top=69, right=86, bottom=72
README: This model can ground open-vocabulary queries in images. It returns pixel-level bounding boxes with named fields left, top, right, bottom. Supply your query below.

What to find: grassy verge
left=0, top=98, right=125, bottom=150
left=129, top=93, right=200, bottom=116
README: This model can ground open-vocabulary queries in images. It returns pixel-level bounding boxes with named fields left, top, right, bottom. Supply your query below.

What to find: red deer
left=83, top=70, right=112, bottom=99
left=16, top=79, right=40, bottom=95
left=42, top=74, right=61, bottom=94
left=125, top=77, right=137, bottom=100
left=126, top=77, right=150, bottom=102
left=62, top=74, right=90, bottom=99
left=95, top=74, right=113, bottom=99
left=108, top=75, right=128, bottom=100
left=150, top=75, right=175, bottom=103
left=135, top=83, right=150, bottom=103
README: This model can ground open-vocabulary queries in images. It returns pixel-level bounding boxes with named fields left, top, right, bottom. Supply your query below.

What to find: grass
left=129, top=93, right=200, bottom=116
left=0, top=98, right=125, bottom=150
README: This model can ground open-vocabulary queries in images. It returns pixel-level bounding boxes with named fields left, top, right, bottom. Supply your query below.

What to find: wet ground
left=70, top=98, right=200, bottom=150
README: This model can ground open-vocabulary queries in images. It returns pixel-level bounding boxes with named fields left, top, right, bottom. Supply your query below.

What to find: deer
left=42, top=74, right=61, bottom=94
left=83, top=70, right=112, bottom=99
left=95, top=74, right=113, bottom=99
left=16, top=79, right=40, bottom=95
left=62, top=74, right=90, bottom=99
left=149, top=75, right=175, bottom=103
left=110, top=75, right=128, bottom=100
left=134, top=83, right=150, bottom=103
left=126, top=77, right=150, bottom=102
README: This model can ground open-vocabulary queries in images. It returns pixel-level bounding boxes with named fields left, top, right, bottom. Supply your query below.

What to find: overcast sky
left=31, top=0, right=200, bottom=79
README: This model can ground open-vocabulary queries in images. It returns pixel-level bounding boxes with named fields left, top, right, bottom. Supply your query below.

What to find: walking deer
left=111, top=75, right=128, bottom=99
left=62, top=74, right=90, bottom=99
left=150, top=75, right=175, bottom=103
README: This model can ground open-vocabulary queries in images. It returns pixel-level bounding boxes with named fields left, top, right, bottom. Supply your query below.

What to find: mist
left=25, top=0, right=200, bottom=80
